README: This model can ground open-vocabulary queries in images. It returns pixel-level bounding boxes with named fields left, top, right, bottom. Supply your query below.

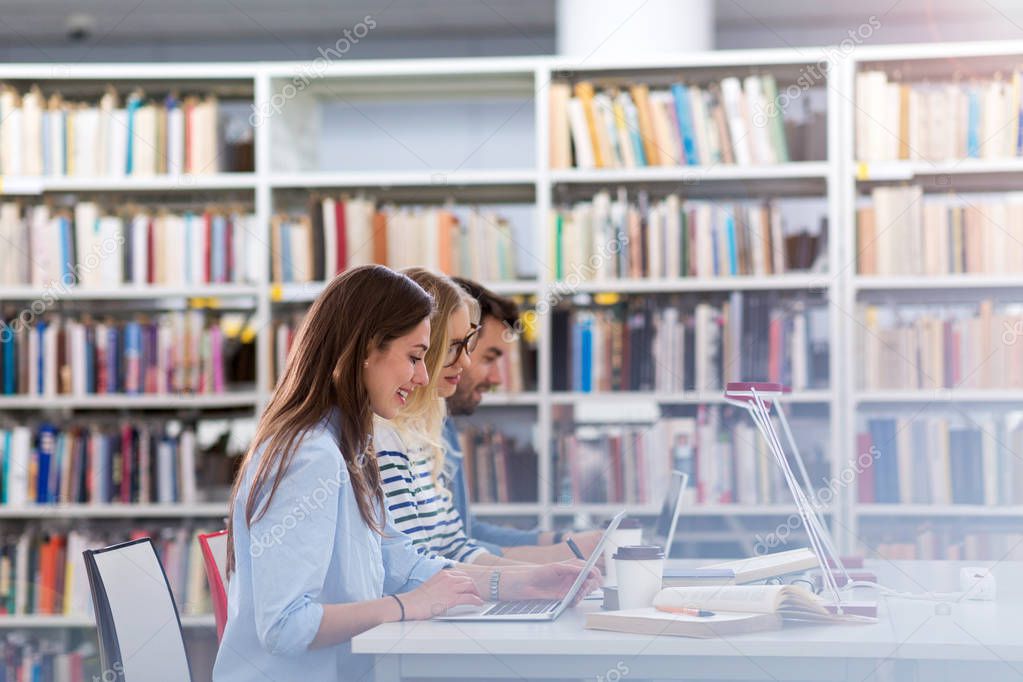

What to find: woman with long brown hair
left=214, top=265, right=598, bottom=682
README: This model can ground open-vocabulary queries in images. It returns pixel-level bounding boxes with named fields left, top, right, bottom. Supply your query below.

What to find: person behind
left=445, top=277, right=604, bottom=563
left=375, top=267, right=520, bottom=565
left=215, top=265, right=599, bottom=682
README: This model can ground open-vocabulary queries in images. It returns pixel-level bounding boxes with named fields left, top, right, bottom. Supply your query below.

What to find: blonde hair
left=384, top=267, right=479, bottom=487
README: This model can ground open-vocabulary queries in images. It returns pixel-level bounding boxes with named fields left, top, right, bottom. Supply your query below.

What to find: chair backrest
left=83, top=538, right=193, bottom=682
left=197, top=530, right=229, bottom=641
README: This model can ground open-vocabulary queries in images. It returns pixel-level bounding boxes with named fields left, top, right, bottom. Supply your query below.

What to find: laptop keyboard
left=483, top=599, right=560, bottom=616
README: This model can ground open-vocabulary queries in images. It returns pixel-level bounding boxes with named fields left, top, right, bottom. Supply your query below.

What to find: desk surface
left=353, top=560, right=1023, bottom=679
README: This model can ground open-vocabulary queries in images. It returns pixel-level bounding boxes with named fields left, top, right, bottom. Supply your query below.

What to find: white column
left=556, top=0, right=714, bottom=59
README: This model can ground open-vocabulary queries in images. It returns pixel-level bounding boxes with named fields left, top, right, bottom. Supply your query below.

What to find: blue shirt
left=442, top=418, right=540, bottom=554
left=213, top=411, right=448, bottom=682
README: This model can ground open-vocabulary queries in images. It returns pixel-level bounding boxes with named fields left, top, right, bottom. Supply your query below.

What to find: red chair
left=197, top=530, right=229, bottom=641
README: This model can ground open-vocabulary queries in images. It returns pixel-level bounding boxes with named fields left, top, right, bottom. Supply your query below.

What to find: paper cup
left=613, top=545, right=665, bottom=610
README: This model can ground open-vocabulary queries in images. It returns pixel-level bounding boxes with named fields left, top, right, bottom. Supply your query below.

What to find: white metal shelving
left=9, top=42, right=1023, bottom=631
left=0, top=504, right=229, bottom=519
left=0, top=614, right=216, bottom=628
left=549, top=162, right=830, bottom=185
left=0, top=393, right=261, bottom=410
left=0, top=285, right=261, bottom=300
left=840, top=41, right=1023, bottom=556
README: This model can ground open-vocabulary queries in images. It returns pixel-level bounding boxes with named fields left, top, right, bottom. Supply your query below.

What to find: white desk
left=352, top=560, right=1023, bottom=681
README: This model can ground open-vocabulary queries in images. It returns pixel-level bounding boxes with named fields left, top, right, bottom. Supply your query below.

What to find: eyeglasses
left=443, top=324, right=480, bottom=367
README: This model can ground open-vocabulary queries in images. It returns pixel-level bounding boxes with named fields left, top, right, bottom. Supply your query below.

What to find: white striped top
left=374, top=421, right=487, bottom=564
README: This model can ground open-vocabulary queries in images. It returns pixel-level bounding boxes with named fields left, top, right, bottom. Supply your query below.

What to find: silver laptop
left=651, top=471, right=689, bottom=557
left=435, top=510, right=626, bottom=621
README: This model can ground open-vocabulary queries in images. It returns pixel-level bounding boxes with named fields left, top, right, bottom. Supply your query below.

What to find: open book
left=586, top=584, right=865, bottom=639
left=655, top=584, right=841, bottom=623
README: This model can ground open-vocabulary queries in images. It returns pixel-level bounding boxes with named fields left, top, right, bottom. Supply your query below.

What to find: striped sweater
left=374, top=421, right=487, bottom=564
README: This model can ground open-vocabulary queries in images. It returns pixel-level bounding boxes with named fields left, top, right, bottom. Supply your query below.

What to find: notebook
left=704, top=547, right=820, bottom=584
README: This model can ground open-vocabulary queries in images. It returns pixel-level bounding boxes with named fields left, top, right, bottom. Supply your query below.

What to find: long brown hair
left=226, top=265, right=433, bottom=574
left=385, top=268, right=479, bottom=488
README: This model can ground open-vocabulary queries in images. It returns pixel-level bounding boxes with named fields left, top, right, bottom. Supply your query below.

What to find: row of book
left=858, top=301, right=1023, bottom=390
left=855, top=70, right=1023, bottom=161
left=552, top=193, right=826, bottom=280
left=552, top=409, right=828, bottom=506
left=0, top=527, right=213, bottom=618
left=552, top=294, right=829, bottom=393
left=0, top=312, right=255, bottom=396
left=0, top=423, right=198, bottom=507
left=857, top=414, right=1023, bottom=505
left=868, top=529, right=1023, bottom=561
left=269, top=311, right=535, bottom=392
left=0, top=637, right=96, bottom=682
left=0, top=202, right=261, bottom=288
left=456, top=425, right=538, bottom=504
left=0, top=86, right=225, bottom=177
left=549, top=76, right=793, bottom=169
left=271, top=197, right=522, bottom=284
left=857, top=187, right=1023, bottom=276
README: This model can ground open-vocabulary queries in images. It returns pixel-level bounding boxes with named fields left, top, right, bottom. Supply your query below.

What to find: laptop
left=434, top=510, right=626, bottom=622
left=651, top=470, right=689, bottom=557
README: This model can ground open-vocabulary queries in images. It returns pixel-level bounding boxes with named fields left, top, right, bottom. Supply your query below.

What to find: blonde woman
left=215, top=266, right=598, bottom=682
left=374, top=268, right=511, bottom=565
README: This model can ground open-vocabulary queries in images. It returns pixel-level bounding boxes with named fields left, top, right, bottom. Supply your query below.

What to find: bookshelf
left=840, top=41, right=1023, bottom=562
left=5, top=42, right=1023, bottom=640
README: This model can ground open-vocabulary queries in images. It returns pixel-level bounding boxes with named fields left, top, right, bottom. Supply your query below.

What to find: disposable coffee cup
left=602, top=518, right=643, bottom=586
left=613, top=545, right=665, bottom=610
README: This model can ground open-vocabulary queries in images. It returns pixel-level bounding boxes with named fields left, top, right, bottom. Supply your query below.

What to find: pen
left=656, top=605, right=715, bottom=617
left=565, top=537, right=585, bottom=560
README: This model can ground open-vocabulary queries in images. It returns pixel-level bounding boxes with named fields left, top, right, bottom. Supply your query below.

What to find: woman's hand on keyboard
left=401, top=569, right=483, bottom=620
left=502, top=561, right=602, bottom=604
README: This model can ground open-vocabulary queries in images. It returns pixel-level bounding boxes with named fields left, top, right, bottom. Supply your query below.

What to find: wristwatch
left=489, top=570, right=501, bottom=602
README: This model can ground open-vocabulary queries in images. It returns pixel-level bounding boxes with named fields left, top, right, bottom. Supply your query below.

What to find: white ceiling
left=0, top=0, right=1022, bottom=56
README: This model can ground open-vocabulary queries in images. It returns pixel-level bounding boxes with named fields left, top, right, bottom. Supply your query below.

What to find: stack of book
left=857, top=188, right=1023, bottom=276
left=0, top=422, right=201, bottom=507
left=271, top=198, right=522, bottom=284
left=857, top=414, right=1023, bottom=505
left=0, top=312, right=255, bottom=396
left=552, top=193, right=826, bottom=280
left=553, top=410, right=828, bottom=507
left=855, top=70, right=1023, bottom=161
left=0, top=527, right=214, bottom=618
left=549, top=76, right=800, bottom=169
left=0, top=637, right=96, bottom=681
left=0, top=202, right=260, bottom=288
left=457, top=425, right=538, bottom=504
left=857, top=300, right=1023, bottom=390
left=0, top=86, right=224, bottom=176
left=270, top=310, right=533, bottom=392
left=552, top=294, right=829, bottom=393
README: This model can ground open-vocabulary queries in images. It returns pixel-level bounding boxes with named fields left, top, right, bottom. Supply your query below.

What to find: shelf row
left=7, top=390, right=1023, bottom=410
left=8, top=274, right=1023, bottom=302
left=3, top=502, right=1023, bottom=520
left=8, top=158, right=1023, bottom=196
